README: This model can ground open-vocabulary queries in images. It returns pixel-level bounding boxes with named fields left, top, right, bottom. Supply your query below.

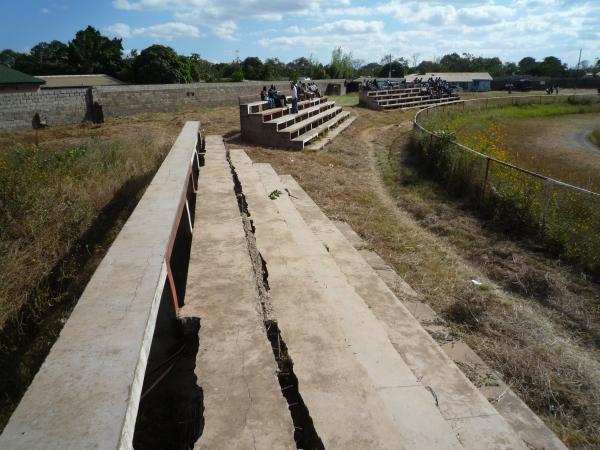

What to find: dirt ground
left=2, top=92, right=600, bottom=445
left=502, top=113, right=600, bottom=191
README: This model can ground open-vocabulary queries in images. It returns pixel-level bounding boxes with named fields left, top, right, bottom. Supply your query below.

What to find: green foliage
left=242, top=56, right=263, bottom=80
left=132, top=45, right=183, bottom=84
left=268, top=189, right=282, bottom=200
left=68, top=26, right=123, bottom=75
left=329, top=47, right=354, bottom=79
left=231, top=68, right=244, bottom=82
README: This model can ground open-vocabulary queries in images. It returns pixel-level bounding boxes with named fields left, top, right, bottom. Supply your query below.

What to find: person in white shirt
left=291, top=81, right=299, bottom=113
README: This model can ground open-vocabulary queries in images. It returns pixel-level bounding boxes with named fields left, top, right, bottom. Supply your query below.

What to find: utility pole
left=575, top=48, right=582, bottom=78
left=388, top=54, right=392, bottom=78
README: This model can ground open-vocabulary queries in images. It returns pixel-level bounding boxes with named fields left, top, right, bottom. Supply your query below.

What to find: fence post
left=481, top=157, right=491, bottom=203
left=541, top=178, right=553, bottom=235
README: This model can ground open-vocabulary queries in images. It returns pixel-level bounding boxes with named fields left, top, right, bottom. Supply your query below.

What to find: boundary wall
left=0, top=79, right=345, bottom=130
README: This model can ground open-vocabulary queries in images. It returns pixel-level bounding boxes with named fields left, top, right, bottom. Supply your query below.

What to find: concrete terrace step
left=377, top=94, right=454, bottom=106
left=331, top=223, right=568, bottom=450
left=178, top=136, right=295, bottom=449
left=229, top=150, right=413, bottom=449
left=382, top=97, right=461, bottom=111
left=280, top=106, right=342, bottom=136
left=280, top=175, right=528, bottom=450
left=291, top=111, right=352, bottom=149
left=265, top=101, right=336, bottom=131
left=250, top=159, right=467, bottom=449
left=241, top=95, right=350, bottom=150
left=254, top=96, right=329, bottom=122
left=367, top=87, right=421, bottom=96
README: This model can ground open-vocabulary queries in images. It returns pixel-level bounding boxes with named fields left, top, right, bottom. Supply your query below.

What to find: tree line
left=1, top=26, right=598, bottom=84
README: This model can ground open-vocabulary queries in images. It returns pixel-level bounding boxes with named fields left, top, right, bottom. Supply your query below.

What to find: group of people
left=417, top=76, right=454, bottom=97
left=546, top=85, right=560, bottom=94
left=364, top=77, right=454, bottom=98
left=260, top=81, right=322, bottom=112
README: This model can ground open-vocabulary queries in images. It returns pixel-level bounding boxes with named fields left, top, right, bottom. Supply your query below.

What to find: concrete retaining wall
left=0, top=88, right=89, bottom=129
left=0, top=79, right=345, bottom=130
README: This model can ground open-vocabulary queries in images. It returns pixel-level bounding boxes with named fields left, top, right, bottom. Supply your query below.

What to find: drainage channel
left=132, top=136, right=205, bottom=450
left=229, top=153, right=325, bottom=450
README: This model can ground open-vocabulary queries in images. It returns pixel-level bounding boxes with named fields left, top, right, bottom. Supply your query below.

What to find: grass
left=417, top=101, right=600, bottom=276
left=329, top=92, right=359, bottom=107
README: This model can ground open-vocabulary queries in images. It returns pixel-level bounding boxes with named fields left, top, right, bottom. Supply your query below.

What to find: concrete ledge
left=0, top=122, right=201, bottom=449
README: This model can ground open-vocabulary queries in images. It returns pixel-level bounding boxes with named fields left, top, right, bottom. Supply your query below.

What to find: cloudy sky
left=1, top=0, right=599, bottom=66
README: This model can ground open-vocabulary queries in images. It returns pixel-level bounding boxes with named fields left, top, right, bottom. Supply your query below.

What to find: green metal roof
left=0, top=65, right=45, bottom=86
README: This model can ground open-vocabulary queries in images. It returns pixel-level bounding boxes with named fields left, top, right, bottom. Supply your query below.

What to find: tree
left=328, top=47, right=354, bottom=79
left=0, top=49, right=19, bottom=68
left=357, top=62, right=382, bottom=76
left=416, top=60, right=439, bottom=74
left=286, top=57, right=312, bottom=77
left=132, top=45, right=183, bottom=84
left=538, top=56, right=566, bottom=77
left=242, top=56, right=263, bottom=80
left=68, top=26, right=123, bottom=74
left=262, top=57, right=285, bottom=80
left=377, top=59, right=407, bottom=78
left=518, top=57, right=537, bottom=75
left=30, top=40, right=70, bottom=74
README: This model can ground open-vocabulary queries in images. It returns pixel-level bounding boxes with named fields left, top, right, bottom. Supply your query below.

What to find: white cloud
left=40, top=7, right=51, bottom=14
left=104, top=22, right=201, bottom=40
left=111, top=0, right=600, bottom=65
left=112, top=0, right=350, bottom=39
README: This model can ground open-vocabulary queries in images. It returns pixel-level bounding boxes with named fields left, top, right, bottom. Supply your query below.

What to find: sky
left=1, top=0, right=599, bottom=67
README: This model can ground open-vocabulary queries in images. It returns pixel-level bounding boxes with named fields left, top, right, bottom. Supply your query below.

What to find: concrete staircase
left=360, top=86, right=461, bottom=111
left=182, top=135, right=567, bottom=449
left=240, top=96, right=353, bottom=150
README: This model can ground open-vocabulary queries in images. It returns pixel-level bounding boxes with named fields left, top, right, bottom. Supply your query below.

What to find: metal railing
left=412, top=94, right=600, bottom=274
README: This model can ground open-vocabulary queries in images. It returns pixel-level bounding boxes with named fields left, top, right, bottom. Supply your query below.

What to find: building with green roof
left=0, top=65, right=46, bottom=93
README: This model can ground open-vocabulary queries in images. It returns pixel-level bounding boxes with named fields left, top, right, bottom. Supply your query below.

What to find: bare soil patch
left=503, top=113, right=600, bottom=191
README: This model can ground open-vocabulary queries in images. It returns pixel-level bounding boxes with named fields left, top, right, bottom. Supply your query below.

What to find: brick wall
left=0, top=88, right=89, bottom=129
left=0, top=80, right=345, bottom=130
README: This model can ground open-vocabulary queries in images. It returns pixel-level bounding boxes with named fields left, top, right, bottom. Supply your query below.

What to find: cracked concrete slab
left=180, top=136, right=294, bottom=450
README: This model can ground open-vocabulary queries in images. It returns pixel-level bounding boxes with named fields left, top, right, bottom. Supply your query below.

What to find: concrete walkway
left=180, top=136, right=295, bottom=449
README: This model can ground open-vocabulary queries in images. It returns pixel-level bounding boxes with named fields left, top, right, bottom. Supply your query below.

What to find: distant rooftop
left=405, top=72, right=493, bottom=83
left=37, top=74, right=127, bottom=88
left=0, top=65, right=45, bottom=86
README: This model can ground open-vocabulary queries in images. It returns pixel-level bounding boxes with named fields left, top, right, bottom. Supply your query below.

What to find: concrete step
left=248, top=158, right=466, bottom=449
left=265, top=101, right=336, bottom=131
left=280, top=105, right=342, bottom=137
left=179, top=136, right=295, bottom=449
left=279, top=175, right=528, bottom=450
left=331, top=224, right=568, bottom=450
left=253, top=96, right=329, bottom=122
left=382, top=98, right=462, bottom=111
left=291, top=111, right=351, bottom=150
left=229, top=149, right=415, bottom=449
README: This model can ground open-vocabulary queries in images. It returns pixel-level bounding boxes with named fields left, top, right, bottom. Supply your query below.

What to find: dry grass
left=242, top=105, right=600, bottom=447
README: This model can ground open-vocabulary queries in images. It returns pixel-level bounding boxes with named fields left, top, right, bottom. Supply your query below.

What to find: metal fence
left=412, top=94, right=600, bottom=275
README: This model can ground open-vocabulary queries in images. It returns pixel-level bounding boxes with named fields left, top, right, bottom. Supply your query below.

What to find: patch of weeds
left=268, top=189, right=282, bottom=200
left=445, top=290, right=488, bottom=330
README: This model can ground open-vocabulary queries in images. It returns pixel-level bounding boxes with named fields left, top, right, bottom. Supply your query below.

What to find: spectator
left=291, top=81, right=299, bottom=113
